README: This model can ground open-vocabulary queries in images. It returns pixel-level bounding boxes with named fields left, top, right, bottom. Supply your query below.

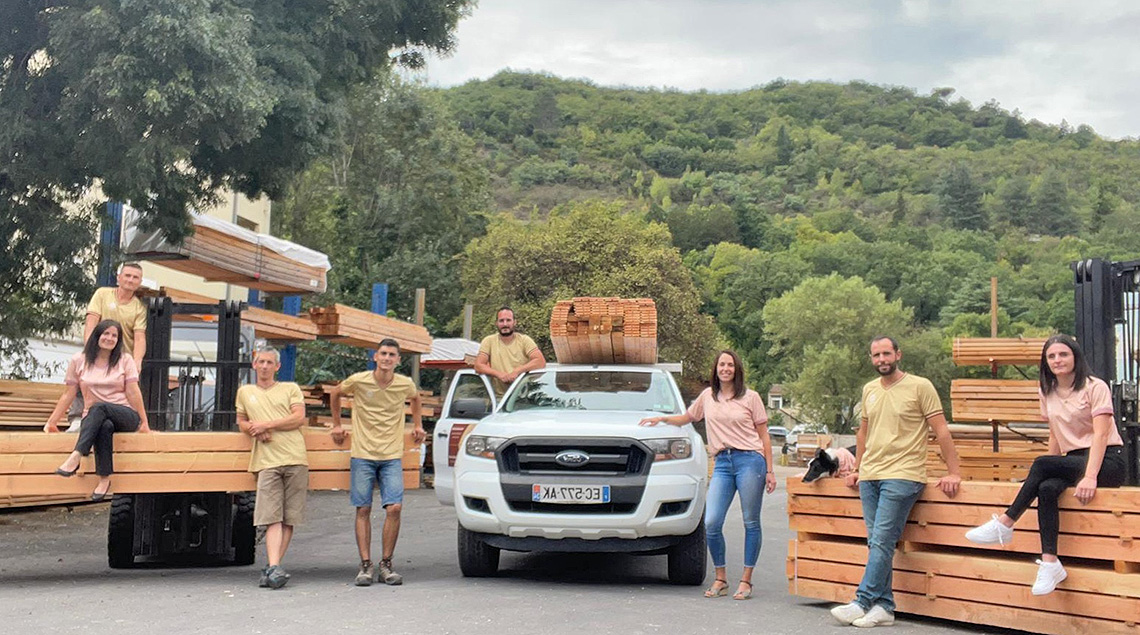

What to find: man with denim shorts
left=236, top=347, right=308, bottom=589
left=329, top=338, right=424, bottom=586
left=830, top=336, right=962, bottom=628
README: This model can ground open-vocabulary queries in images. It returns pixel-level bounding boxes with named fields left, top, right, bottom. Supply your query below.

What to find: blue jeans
left=349, top=457, right=404, bottom=508
left=855, top=479, right=925, bottom=612
left=705, top=449, right=767, bottom=568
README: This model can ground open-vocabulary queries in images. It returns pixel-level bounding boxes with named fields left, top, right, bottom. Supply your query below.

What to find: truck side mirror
left=452, top=397, right=490, bottom=420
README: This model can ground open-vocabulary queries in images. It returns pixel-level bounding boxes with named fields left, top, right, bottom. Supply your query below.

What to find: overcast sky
left=420, top=0, right=1140, bottom=140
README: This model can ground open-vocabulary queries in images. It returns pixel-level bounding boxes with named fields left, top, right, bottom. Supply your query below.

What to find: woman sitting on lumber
left=44, top=319, right=151, bottom=501
left=965, top=334, right=1126, bottom=595
left=640, top=349, right=776, bottom=600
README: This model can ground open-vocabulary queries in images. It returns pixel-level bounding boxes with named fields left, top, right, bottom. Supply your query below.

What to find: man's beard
left=876, top=362, right=897, bottom=376
left=498, top=327, right=514, bottom=336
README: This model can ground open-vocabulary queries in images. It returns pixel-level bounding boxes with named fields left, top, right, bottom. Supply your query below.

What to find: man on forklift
left=236, top=347, right=308, bottom=589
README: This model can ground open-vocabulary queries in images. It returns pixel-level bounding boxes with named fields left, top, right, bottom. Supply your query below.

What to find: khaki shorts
left=254, top=465, right=309, bottom=527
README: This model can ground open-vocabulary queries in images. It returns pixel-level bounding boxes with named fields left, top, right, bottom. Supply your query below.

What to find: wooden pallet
left=549, top=297, right=657, bottom=364
left=786, top=476, right=1140, bottom=635
left=952, top=337, right=1048, bottom=366
left=309, top=304, right=432, bottom=353
left=951, top=379, right=1045, bottom=423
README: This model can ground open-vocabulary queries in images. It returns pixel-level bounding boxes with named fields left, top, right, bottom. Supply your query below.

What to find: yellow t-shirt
left=87, top=287, right=147, bottom=355
left=340, top=371, right=418, bottom=460
left=478, top=333, right=538, bottom=395
left=859, top=373, right=943, bottom=483
left=236, top=382, right=307, bottom=472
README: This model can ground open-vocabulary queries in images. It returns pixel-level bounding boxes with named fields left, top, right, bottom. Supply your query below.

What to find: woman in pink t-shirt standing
left=966, top=334, right=1126, bottom=595
left=45, top=319, right=151, bottom=500
left=640, top=349, right=776, bottom=600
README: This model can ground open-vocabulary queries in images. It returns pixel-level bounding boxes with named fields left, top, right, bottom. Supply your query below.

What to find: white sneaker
left=852, top=605, right=895, bottom=628
left=831, top=602, right=866, bottom=625
left=1031, top=559, right=1067, bottom=595
left=965, top=514, right=1013, bottom=545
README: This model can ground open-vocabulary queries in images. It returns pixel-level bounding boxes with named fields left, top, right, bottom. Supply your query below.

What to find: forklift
left=107, top=297, right=256, bottom=567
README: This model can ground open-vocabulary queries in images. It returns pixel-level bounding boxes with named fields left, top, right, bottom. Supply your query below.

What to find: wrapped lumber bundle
left=953, top=337, right=1048, bottom=366
left=123, top=210, right=330, bottom=294
left=786, top=477, right=1140, bottom=635
left=309, top=304, right=432, bottom=353
left=0, top=380, right=68, bottom=431
left=549, top=297, right=657, bottom=364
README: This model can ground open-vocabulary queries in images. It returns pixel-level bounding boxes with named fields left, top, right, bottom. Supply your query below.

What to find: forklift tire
left=107, top=494, right=136, bottom=569
left=231, top=492, right=256, bottom=566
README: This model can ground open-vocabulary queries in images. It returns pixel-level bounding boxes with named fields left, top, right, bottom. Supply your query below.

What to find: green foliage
left=460, top=201, right=720, bottom=378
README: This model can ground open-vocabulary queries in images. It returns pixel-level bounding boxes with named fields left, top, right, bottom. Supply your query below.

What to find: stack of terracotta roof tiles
left=309, top=304, right=432, bottom=353
left=549, top=297, right=657, bottom=364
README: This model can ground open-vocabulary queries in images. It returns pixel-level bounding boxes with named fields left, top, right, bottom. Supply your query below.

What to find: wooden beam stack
left=140, top=225, right=327, bottom=294
left=309, top=304, right=432, bottom=353
left=0, top=380, right=68, bottom=431
left=787, top=477, right=1140, bottom=635
left=549, top=297, right=657, bottom=364
left=951, top=379, right=1046, bottom=424
left=242, top=306, right=318, bottom=342
left=952, top=337, right=1048, bottom=366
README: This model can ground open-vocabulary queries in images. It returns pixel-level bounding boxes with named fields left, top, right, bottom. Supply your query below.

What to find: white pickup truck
left=432, top=364, right=708, bottom=584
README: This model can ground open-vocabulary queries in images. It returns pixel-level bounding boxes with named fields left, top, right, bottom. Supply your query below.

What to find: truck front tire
left=231, top=492, right=256, bottom=566
left=107, top=494, right=136, bottom=569
left=667, top=519, right=707, bottom=585
left=457, top=523, right=500, bottom=577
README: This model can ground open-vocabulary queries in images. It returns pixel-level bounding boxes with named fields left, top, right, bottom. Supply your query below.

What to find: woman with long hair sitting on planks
left=965, top=334, right=1127, bottom=595
left=44, top=319, right=151, bottom=500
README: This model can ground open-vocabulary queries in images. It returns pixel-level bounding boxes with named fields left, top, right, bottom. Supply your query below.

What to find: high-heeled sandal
left=733, top=580, right=753, bottom=600
left=704, top=578, right=728, bottom=598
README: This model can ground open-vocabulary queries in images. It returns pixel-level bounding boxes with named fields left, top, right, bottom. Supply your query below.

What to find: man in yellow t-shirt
left=831, top=336, right=962, bottom=628
left=86, top=263, right=148, bottom=365
left=329, top=338, right=425, bottom=587
left=474, top=306, right=546, bottom=397
left=236, top=347, right=307, bottom=590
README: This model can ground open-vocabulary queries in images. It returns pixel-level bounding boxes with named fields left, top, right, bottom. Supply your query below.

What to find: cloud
left=421, top=0, right=1140, bottom=138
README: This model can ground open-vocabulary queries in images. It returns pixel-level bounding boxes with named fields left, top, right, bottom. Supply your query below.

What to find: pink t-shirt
left=834, top=446, right=856, bottom=477
left=65, top=352, right=139, bottom=410
left=686, top=387, right=769, bottom=455
left=1039, top=376, right=1123, bottom=454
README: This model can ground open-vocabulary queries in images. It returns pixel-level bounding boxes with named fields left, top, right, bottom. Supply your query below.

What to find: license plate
left=531, top=484, right=611, bottom=504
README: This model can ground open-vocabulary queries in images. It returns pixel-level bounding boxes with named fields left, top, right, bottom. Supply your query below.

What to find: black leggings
left=1005, top=445, right=1127, bottom=555
left=73, top=403, right=141, bottom=476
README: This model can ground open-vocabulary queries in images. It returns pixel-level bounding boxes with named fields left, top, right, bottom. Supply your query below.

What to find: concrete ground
left=0, top=465, right=1027, bottom=635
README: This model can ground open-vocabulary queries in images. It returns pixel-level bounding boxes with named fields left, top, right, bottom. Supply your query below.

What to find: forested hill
left=430, top=71, right=1140, bottom=427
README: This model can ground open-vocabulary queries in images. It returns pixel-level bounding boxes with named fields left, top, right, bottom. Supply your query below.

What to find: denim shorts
left=350, top=457, right=404, bottom=508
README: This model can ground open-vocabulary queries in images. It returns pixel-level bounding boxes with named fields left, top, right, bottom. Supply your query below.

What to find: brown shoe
left=378, top=558, right=403, bottom=585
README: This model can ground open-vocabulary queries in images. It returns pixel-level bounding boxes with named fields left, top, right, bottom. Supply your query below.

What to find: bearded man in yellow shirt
left=236, top=347, right=307, bottom=590
left=474, top=306, right=546, bottom=397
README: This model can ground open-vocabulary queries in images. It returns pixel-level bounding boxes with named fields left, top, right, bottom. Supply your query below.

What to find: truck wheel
left=667, top=519, right=707, bottom=585
left=107, top=494, right=136, bottom=569
left=457, top=523, right=499, bottom=577
left=231, top=492, right=256, bottom=566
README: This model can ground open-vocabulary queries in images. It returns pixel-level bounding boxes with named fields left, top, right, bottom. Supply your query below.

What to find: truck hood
left=473, top=410, right=691, bottom=440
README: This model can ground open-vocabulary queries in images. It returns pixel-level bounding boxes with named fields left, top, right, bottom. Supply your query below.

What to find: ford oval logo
left=555, top=450, right=591, bottom=467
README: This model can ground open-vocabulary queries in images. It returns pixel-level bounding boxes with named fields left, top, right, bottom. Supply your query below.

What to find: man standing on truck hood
left=329, top=338, right=426, bottom=587
left=236, top=347, right=308, bottom=590
left=474, top=306, right=546, bottom=397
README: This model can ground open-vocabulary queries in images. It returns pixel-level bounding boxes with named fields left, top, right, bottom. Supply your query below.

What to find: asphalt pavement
left=0, top=465, right=1026, bottom=635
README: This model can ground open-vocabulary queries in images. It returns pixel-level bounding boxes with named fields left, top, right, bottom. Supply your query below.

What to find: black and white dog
left=802, top=445, right=857, bottom=483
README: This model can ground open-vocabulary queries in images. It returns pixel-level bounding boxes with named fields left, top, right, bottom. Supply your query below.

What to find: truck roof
left=538, top=363, right=682, bottom=373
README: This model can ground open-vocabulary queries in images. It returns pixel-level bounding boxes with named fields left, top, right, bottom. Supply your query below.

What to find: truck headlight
left=465, top=435, right=507, bottom=459
left=645, top=438, right=692, bottom=461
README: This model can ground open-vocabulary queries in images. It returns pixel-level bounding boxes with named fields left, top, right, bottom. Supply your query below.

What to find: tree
left=994, top=176, right=1032, bottom=227
left=1029, top=171, right=1078, bottom=236
left=2, top=0, right=472, bottom=360
left=775, top=125, right=794, bottom=165
left=762, top=274, right=913, bottom=431
left=461, top=201, right=720, bottom=378
left=935, top=163, right=987, bottom=230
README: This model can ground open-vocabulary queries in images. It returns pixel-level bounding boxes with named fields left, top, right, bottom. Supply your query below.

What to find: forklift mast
left=1073, top=258, right=1140, bottom=485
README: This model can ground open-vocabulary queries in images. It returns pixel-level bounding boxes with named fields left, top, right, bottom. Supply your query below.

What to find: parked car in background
left=767, top=426, right=789, bottom=453
left=786, top=423, right=827, bottom=448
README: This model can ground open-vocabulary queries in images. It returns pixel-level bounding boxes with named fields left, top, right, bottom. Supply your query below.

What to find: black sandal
left=733, top=580, right=753, bottom=600
left=704, top=578, right=728, bottom=598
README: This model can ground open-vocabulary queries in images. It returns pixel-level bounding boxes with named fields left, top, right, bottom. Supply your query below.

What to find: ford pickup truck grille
left=498, top=439, right=649, bottom=476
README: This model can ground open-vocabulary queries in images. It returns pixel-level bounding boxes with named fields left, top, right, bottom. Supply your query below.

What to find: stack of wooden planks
left=309, top=304, right=432, bottom=353
left=141, top=224, right=327, bottom=294
left=0, top=380, right=68, bottom=431
left=299, top=384, right=441, bottom=422
left=951, top=379, right=1045, bottom=424
left=952, top=337, right=1048, bottom=366
left=928, top=437, right=1049, bottom=482
left=243, top=306, right=318, bottom=342
left=0, top=428, right=424, bottom=502
left=786, top=477, right=1140, bottom=635
left=549, top=297, right=657, bottom=364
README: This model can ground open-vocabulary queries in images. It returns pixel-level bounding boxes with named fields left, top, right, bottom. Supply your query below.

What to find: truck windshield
left=501, top=370, right=680, bottom=413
